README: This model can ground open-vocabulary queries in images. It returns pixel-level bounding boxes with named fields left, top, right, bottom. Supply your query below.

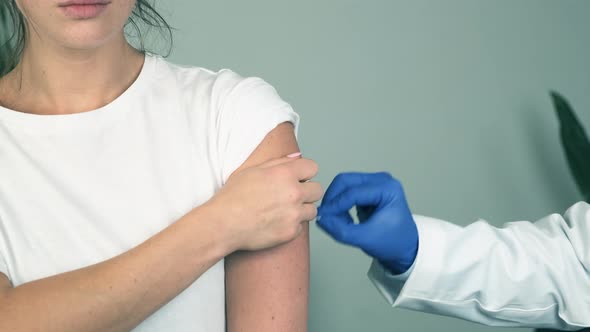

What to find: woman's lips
left=58, top=1, right=111, bottom=19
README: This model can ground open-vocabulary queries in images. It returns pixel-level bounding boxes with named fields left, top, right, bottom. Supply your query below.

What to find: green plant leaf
left=550, top=91, right=590, bottom=203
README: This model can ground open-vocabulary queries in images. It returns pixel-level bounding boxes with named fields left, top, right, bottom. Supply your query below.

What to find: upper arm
left=0, top=273, right=11, bottom=303
left=225, top=122, right=309, bottom=332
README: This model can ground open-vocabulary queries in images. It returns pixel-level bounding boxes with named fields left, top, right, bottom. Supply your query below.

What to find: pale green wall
left=165, top=1, right=590, bottom=331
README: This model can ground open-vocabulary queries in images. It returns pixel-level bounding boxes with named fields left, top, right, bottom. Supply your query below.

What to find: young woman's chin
left=17, top=0, right=135, bottom=50
left=56, top=22, right=126, bottom=50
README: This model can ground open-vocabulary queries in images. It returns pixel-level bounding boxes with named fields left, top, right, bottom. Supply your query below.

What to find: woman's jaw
left=16, top=0, right=135, bottom=50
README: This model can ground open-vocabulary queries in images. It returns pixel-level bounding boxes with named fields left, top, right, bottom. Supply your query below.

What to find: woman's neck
left=0, top=34, right=145, bottom=115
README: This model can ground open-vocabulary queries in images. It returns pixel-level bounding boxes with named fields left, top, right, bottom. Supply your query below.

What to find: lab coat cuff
left=368, top=215, right=450, bottom=308
left=368, top=259, right=407, bottom=305
left=372, top=258, right=416, bottom=282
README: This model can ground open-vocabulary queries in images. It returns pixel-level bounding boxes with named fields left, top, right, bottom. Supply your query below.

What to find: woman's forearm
left=0, top=204, right=231, bottom=332
left=0, top=150, right=320, bottom=332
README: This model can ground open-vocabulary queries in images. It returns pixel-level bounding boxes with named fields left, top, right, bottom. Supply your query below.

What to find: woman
left=0, top=1, right=322, bottom=331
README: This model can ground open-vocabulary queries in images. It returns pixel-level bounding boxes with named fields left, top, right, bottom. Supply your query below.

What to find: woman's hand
left=205, top=153, right=323, bottom=251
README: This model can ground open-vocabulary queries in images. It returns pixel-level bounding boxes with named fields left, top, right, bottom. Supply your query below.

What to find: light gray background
left=164, top=1, right=590, bottom=331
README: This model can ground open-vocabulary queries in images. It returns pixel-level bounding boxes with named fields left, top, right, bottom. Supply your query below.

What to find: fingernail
left=287, top=152, right=302, bottom=158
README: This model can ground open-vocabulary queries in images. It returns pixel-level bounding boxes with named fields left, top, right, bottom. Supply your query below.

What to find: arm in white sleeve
left=368, top=201, right=590, bottom=331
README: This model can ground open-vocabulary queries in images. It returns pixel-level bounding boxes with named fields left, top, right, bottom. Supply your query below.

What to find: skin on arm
left=0, top=147, right=320, bottom=332
left=225, top=122, right=311, bottom=332
left=0, top=274, right=10, bottom=296
left=0, top=274, right=9, bottom=320
left=0, top=206, right=231, bottom=332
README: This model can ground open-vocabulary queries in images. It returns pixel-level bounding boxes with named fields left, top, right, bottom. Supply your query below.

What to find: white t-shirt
left=0, top=54, right=299, bottom=331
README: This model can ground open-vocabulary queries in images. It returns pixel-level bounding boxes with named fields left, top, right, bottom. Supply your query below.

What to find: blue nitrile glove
left=317, top=172, right=419, bottom=275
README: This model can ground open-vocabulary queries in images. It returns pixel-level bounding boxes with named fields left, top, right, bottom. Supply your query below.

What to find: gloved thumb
left=317, top=213, right=363, bottom=247
left=319, top=184, right=385, bottom=218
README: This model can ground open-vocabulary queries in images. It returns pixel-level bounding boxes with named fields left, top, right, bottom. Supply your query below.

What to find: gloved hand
left=317, top=172, right=419, bottom=275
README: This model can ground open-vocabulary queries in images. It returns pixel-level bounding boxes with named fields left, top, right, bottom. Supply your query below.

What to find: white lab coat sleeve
left=367, top=201, right=590, bottom=330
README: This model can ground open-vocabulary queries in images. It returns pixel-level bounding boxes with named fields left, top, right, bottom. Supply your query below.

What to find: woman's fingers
left=288, top=158, right=319, bottom=182
left=260, top=152, right=302, bottom=168
left=301, top=181, right=324, bottom=204
left=300, top=203, right=318, bottom=222
left=261, top=154, right=319, bottom=183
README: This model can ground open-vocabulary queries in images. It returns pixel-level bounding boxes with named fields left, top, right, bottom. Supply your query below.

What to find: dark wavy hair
left=0, top=0, right=173, bottom=76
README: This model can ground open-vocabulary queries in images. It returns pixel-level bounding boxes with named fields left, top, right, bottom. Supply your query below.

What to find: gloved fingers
left=319, top=183, right=387, bottom=217
left=316, top=214, right=363, bottom=246
left=356, top=205, right=377, bottom=223
left=322, top=172, right=394, bottom=203
left=322, top=172, right=363, bottom=204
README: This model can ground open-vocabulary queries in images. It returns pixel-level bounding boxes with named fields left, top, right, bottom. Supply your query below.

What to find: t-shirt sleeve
left=215, top=71, right=300, bottom=183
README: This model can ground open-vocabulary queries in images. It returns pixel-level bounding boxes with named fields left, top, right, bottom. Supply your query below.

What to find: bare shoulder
left=232, top=122, right=297, bottom=172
